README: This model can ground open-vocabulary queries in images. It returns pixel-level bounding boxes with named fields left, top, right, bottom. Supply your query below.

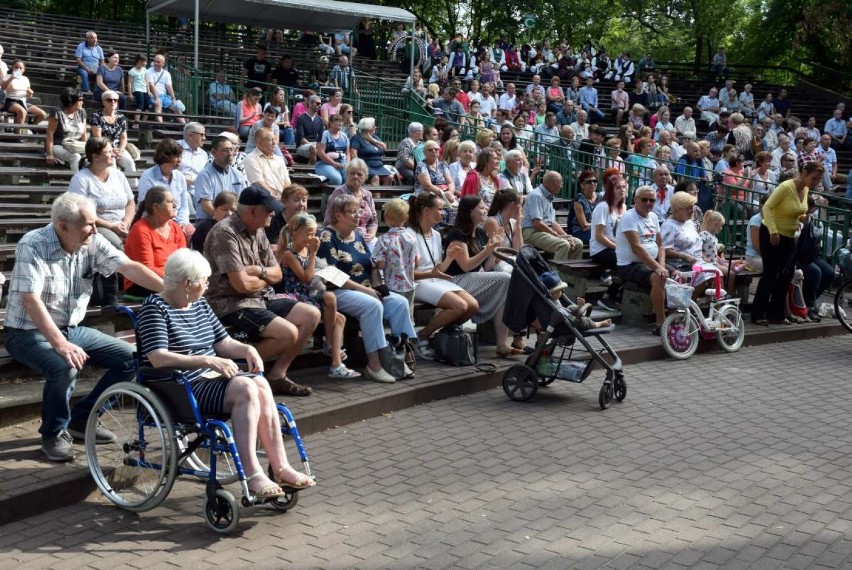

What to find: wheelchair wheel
left=502, top=364, right=538, bottom=401
left=834, top=279, right=852, bottom=334
left=661, top=312, right=699, bottom=360
left=716, top=306, right=745, bottom=352
left=269, top=490, right=299, bottom=513
left=86, top=382, right=178, bottom=513
left=178, top=428, right=239, bottom=484
left=204, top=488, right=240, bottom=534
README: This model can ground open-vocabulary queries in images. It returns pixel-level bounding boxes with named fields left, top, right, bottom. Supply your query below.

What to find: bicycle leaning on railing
left=833, top=241, right=852, bottom=333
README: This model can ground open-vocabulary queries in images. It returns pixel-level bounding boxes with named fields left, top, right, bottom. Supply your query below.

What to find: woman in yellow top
left=751, top=162, right=824, bottom=325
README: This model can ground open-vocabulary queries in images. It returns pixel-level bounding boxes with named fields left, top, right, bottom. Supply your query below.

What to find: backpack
left=794, top=218, right=821, bottom=266
left=786, top=269, right=808, bottom=320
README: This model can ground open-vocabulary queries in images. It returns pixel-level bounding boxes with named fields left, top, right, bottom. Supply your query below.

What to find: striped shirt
left=137, top=295, right=229, bottom=383
left=5, top=225, right=128, bottom=329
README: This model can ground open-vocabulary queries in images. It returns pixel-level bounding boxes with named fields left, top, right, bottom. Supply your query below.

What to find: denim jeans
left=800, top=259, right=835, bottom=308
left=5, top=326, right=135, bottom=438
left=315, top=162, right=345, bottom=186
left=77, top=66, right=94, bottom=92
left=333, top=289, right=417, bottom=353
left=281, top=127, right=295, bottom=146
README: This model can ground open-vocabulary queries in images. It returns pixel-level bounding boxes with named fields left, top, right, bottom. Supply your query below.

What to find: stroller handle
left=493, top=247, right=518, bottom=264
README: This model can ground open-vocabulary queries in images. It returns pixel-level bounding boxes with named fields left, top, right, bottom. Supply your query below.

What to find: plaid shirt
left=6, top=225, right=127, bottom=329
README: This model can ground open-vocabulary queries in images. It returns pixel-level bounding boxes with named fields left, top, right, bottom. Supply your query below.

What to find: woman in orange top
left=235, top=87, right=264, bottom=139
left=124, top=185, right=187, bottom=297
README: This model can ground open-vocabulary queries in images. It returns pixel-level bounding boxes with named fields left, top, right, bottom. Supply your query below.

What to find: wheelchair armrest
left=138, top=366, right=188, bottom=383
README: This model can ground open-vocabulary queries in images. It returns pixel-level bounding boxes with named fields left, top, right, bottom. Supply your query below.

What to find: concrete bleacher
left=0, top=8, right=845, bottom=389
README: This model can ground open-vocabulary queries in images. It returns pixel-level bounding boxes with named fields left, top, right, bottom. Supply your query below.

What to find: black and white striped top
left=137, top=294, right=229, bottom=383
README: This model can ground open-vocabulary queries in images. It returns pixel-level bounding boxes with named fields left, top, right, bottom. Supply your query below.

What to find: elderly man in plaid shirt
left=4, top=193, right=163, bottom=462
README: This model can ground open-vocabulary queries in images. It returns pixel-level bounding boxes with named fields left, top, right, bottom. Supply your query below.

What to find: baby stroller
left=495, top=246, right=626, bottom=409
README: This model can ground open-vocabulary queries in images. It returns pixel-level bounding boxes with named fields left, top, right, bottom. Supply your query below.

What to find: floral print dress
left=317, top=225, right=372, bottom=286
left=280, top=250, right=323, bottom=310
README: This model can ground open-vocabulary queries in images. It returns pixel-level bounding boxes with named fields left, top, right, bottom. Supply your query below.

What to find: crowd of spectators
left=2, top=22, right=852, bottom=467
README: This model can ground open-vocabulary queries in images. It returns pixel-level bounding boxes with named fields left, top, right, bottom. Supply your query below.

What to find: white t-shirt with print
left=615, top=208, right=660, bottom=266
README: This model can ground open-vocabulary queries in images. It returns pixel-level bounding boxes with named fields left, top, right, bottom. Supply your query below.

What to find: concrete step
left=0, top=319, right=846, bottom=526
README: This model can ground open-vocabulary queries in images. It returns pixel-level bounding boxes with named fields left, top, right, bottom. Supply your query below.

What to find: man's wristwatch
left=259, top=267, right=269, bottom=282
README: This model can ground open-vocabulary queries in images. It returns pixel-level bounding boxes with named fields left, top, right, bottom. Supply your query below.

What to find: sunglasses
left=638, top=197, right=656, bottom=204
left=583, top=180, right=598, bottom=185
left=104, top=99, right=119, bottom=103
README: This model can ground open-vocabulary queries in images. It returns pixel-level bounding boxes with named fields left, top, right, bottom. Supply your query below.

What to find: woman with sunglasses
left=89, top=90, right=136, bottom=174
left=568, top=170, right=600, bottom=244
left=614, top=185, right=668, bottom=334
left=124, top=185, right=187, bottom=298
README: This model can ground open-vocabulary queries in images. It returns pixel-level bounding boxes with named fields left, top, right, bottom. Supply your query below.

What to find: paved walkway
left=2, top=336, right=852, bottom=568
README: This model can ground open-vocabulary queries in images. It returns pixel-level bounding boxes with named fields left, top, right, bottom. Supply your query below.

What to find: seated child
left=540, top=270, right=612, bottom=330
left=699, top=210, right=742, bottom=293
left=278, top=213, right=360, bottom=379
left=372, top=199, right=419, bottom=314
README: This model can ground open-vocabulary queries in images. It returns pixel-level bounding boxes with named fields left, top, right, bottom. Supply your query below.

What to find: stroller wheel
left=599, top=382, right=613, bottom=410
left=614, top=373, right=627, bottom=402
left=502, top=364, right=539, bottom=401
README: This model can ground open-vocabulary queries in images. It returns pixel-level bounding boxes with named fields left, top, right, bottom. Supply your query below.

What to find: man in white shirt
left=658, top=130, right=684, bottom=162
left=770, top=135, right=793, bottom=171
left=145, top=53, right=186, bottom=123
left=570, top=109, right=590, bottom=140
left=244, top=127, right=291, bottom=198
left=479, top=82, right=497, bottom=119
left=675, top=107, right=697, bottom=140
left=525, top=75, right=545, bottom=98
left=697, top=88, right=721, bottom=127
left=718, top=80, right=735, bottom=106
left=650, top=166, right=674, bottom=220
left=534, top=113, right=560, bottom=145
left=498, top=150, right=534, bottom=197
left=497, top=83, right=517, bottom=112
left=816, top=133, right=838, bottom=190
left=178, top=122, right=208, bottom=207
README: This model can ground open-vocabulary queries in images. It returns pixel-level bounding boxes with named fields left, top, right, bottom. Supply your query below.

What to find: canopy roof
left=147, top=0, right=416, bottom=34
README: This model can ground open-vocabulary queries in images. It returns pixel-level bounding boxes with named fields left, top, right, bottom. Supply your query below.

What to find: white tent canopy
left=146, top=0, right=416, bottom=35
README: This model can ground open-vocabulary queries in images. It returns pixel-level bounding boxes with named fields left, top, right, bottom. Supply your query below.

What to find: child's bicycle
left=833, top=240, right=852, bottom=333
left=660, top=265, right=746, bottom=359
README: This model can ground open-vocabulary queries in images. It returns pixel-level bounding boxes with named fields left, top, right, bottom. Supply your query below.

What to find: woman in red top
left=235, top=87, right=264, bottom=140
left=124, top=185, right=187, bottom=297
left=460, top=149, right=502, bottom=210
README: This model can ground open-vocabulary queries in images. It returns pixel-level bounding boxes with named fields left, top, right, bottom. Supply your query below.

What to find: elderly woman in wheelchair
left=137, top=248, right=316, bottom=498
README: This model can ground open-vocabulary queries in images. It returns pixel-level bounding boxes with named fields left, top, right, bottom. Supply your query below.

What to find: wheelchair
left=84, top=306, right=314, bottom=533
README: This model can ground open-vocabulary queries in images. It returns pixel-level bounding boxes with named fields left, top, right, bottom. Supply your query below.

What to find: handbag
left=125, top=142, right=141, bottom=161
left=433, top=325, right=477, bottom=366
left=378, top=334, right=414, bottom=380
left=62, top=139, right=87, bottom=154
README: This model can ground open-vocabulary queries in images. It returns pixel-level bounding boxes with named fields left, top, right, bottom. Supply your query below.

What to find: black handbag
left=433, top=325, right=477, bottom=366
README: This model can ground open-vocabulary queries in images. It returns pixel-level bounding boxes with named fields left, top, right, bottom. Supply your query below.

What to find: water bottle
left=537, top=349, right=557, bottom=377
left=557, top=361, right=585, bottom=381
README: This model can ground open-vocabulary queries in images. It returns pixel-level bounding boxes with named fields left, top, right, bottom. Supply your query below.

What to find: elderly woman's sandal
left=247, top=472, right=284, bottom=498
left=276, top=466, right=317, bottom=490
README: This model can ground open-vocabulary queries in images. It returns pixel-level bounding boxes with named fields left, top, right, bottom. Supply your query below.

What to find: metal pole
left=409, top=21, right=415, bottom=87
left=194, top=0, right=200, bottom=69
left=145, top=11, right=150, bottom=61
left=194, top=0, right=200, bottom=114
